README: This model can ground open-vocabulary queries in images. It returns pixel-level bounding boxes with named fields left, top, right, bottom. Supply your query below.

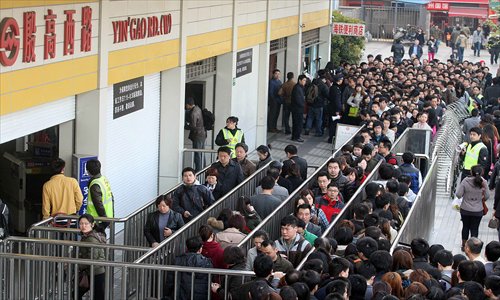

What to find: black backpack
left=202, top=108, right=215, bottom=131
left=305, top=84, right=318, bottom=105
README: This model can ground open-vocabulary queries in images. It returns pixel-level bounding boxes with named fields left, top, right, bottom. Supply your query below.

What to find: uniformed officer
left=461, top=127, right=489, bottom=181
left=215, top=116, right=245, bottom=158
left=86, top=159, right=114, bottom=233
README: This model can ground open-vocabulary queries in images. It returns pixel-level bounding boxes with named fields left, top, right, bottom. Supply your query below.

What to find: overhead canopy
left=447, top=6, right=488, bottom=18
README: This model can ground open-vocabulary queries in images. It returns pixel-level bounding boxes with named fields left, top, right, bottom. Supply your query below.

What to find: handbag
left=348, top=106, right=359, bottom=117
left=488, top=218, right=499, bottom=229
left=79, top=270, right=90, bottom=289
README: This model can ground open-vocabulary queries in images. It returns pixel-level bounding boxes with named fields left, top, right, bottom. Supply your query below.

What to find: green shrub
left=331, top=11, right=366, bottom=66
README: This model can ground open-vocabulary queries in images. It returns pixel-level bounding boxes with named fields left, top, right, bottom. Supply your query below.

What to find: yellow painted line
left=186, top=40, right=232, bottom=64
left=0, top=0, right=97, bottom=9
left=237, top=22, right=266, bottom=50
left=302, top=9, right=329, bottom=30
left=0, top=72, right=97, bottom=115
left=187, top=28, right=232, bottom=50
left=271, top=15, right=299, bottom=40
left=108, top=39, right=180, bottom=69
left=108, top=53, right=179, bottom=85
left=0, top=55, right=97, bottom=94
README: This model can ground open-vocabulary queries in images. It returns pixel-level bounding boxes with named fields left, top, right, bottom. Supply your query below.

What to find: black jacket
left=291, top=83, right=305, bottom=113
left=215, top=127, right=245, bottom=146
left=328, top=83, right=343, bottom=115
left=311, top=78, right=329, bottom=108
left=284, top=155, right=308, bottom=181
left=230, top=278, right=276, bottom=300
left=143, top=210, right=185, bottom=246
left=211, top=160, right=245, bottom=195
left=216, top=262, right=247, bottom=299
left=484, top=84, right=500, bottom=106
left=166, top=252, right=213, bottom=300
left=172, top=184, right=215, bottom=222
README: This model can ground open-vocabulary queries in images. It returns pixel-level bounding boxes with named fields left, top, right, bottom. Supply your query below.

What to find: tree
left=331, top=11, right=366, bottom=66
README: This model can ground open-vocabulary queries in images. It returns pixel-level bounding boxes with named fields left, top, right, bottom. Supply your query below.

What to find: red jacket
left=202, top=241, right=226, bottom=268
left=317, top=195, right=345, bottom=222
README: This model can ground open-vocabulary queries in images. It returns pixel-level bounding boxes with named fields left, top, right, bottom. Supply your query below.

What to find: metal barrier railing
left=0, top=251, right=254, bottom=300
left=3, top=236, right=150, bottom=263
left=389, top=158, right=438, bottom=253
left=296, top=128, right=433, bottom=269
left=389, top=101, right=467, bottom=252
left=26, top=165, right=213, bottom=247
left=182, top=148, right=219, bottom=171
left=134, top=161, right=273, bottom=265
left=237, top=126, right=367, bottom=253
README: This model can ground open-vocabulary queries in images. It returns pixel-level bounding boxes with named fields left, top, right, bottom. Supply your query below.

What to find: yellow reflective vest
left=87, top=176, right=114, bottom=218
left=463, top=142, right=486, bottom=171
left=222, top=128, right=243, bottom=158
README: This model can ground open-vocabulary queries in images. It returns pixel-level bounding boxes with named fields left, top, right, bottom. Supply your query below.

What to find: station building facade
left=0, top=0, right=332, bottom=232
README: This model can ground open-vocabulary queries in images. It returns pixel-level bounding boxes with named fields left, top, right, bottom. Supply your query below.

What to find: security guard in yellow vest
left=460, top=127, right=489, bottom=181
left=215, top=116, right=245, bottom=158
left=86, top=159, right=114, bottom=233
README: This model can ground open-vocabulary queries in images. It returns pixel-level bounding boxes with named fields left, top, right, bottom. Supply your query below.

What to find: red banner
left=427, top=2, right=450, bottom=11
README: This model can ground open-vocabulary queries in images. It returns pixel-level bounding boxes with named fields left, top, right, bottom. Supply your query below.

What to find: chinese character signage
left=427, top=2, right=450, bottom=11
left=236, top=48, right=252, bottom=78
left=0, top=5, right=94, bottom=67
left=113, top=77, right=144, bottom=119
left=332, top=23, right=365, bottom=37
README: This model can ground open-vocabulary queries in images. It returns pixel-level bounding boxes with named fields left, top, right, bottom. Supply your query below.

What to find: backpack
left=202, top=108, right=215, bottom=131
left=0, top=202, right=9, bottom=239
left=305, top=84, right=318, bottom=105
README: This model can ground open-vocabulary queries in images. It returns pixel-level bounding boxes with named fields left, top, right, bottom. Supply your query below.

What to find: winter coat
left=456, top=176, right=489, bottom=214
left=143, top=210, right=185, bottom=246
left=202, top=240, right=226, bottom=269
left=188, top=105, right=207, bottom=142
left=232, top=157, right=256, bottom=178
left=291, top=83, right=305, bottom=113
left=172, top=184, right=215, bottom=221
left=215, top=262, right=248, bottom=299
left=211, top=160, right=245, bottom=195
left=328, top=83, right=343, bottom=115
left=215, top=227, right=247, bottom=249
left=275, top=233, right=313, bottom=267
left=79, top=230, right=106, bottom=275
left=166, top=252, right=213, bottom=300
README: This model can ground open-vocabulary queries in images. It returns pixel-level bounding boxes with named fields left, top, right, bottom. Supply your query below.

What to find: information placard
left=334, top=124, right=361, bottom=150
left=113, top=76, right=144, bottom=119
left=236, top=48, right=253, bottom=78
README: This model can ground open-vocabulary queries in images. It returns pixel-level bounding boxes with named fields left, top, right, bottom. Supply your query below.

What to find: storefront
left=427, top=0, right=489, bottom=27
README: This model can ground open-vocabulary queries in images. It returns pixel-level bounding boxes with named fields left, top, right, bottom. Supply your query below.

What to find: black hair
left=331, top=257, right=351, bottom=277
left=348, top=274, right=368, bottom=300
left=369, top=250, right=393, bottom=273
left=253, top=229, right=269, bottom=241
left=285, top=270, right=302, bottom=285
left=253, top=254, right=274, bottom=278
left=302, top=258, right=324, bottom=274
left=185, top=236, right=203, bottom=253
left=485, top=275, right=500, bottom=296
left=235, top=142, right=249, bottom=153
left=302, top=270, right=321, bottom=291
left=378, top=163, right=394, bottom=180
left=326, top=279, right=351, bottom=297
left=261, top=176, right=275, bottom=190
left=458, top=260, right=479, bottom=282
left=280, top=286, right=298, bottom=299
left=363, top=214, right=379, bottom=228
left=433, top=249, right=453, bottom=268
left=334, top=227, right=353, bottom=245
left=223, top=246, right=246, bottom=265
left=285, top=144, right=298, bottom=155
left=485, top=241, right=500, bottom=262
left=292, top=282, right=311, bottom=300
left=411, top=238, right=429, bottom=258
left=182, top=167, right=196, bottom=176
left=50, top=158, right=66, bottom=174
left=281, top=215, right=299, bottom=227
left=355, top=261, right=377, bottom=280
left=463, top=281, right=486, bottom=300
left=155, top=195, right=173, bottom=207
left=217, top=146, right=232, bottom=155
left=452, top=254, right=467, bottom=270
left=397, top=182, right=409, bottom=196
left=354, top=203, right=370, bottom=219
left=356, top=237, right=379, bottom=259
left=402, top=152, right=415, bottom=164
left=375, top=194, right=391, bottom=209
left=85, top=159, right=101, bottom=176
left=471, top=165, right=484, bottom=188
left=386, top=180, right=399, bottom=193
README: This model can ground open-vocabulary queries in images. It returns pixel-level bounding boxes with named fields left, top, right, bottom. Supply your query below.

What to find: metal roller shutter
left=0, top=96, right=75, bottom=143
left=104, top=73, right=161, bottom=218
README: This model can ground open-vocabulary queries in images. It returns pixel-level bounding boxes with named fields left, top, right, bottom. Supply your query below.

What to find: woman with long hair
left=455, top=165, right=489, bottom=251
left=381, top=272, right=404, bottom=299
left=482, top=124, right=499, bottom=178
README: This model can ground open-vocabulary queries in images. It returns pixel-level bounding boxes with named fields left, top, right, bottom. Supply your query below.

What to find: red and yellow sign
left=427, top=2, right=450, bottom=11
left=332, top=23, right=365, bottom=37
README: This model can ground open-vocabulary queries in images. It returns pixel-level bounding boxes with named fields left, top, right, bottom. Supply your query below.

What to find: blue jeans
left=474, top=42, right=481, bottom=56
left=457, top=47, right=465, bottom=62
left=192, top=139, right=205, bottom=171
left=305, top=106, right=323, bottom=135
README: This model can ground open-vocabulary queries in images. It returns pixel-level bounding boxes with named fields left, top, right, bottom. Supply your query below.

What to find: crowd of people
left=156, top=40, right=500, bottom=300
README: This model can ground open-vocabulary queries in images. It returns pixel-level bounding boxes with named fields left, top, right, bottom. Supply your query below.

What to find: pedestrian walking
left=185, top=97, right=207, bottom=171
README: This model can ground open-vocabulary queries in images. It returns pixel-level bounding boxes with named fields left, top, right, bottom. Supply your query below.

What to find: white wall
left=231, top=45, right=261, bottom=151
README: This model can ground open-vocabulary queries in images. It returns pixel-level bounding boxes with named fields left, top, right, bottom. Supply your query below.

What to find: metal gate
left=362, top=5, right=425, bottom=39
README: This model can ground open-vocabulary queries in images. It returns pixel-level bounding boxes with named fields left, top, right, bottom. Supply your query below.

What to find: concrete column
left=255, top=43, right=270, bottom=147
left=74, top=89, right=100, bottom=157
left=58, top=120, right=74, bottom=175
left=215, top=52, right=235, bottom=132
left=286, top=34, right=301, bottom=80
left=158, top=66, right=186, bottom=192
left=319, top=26, right=332, bottom=69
